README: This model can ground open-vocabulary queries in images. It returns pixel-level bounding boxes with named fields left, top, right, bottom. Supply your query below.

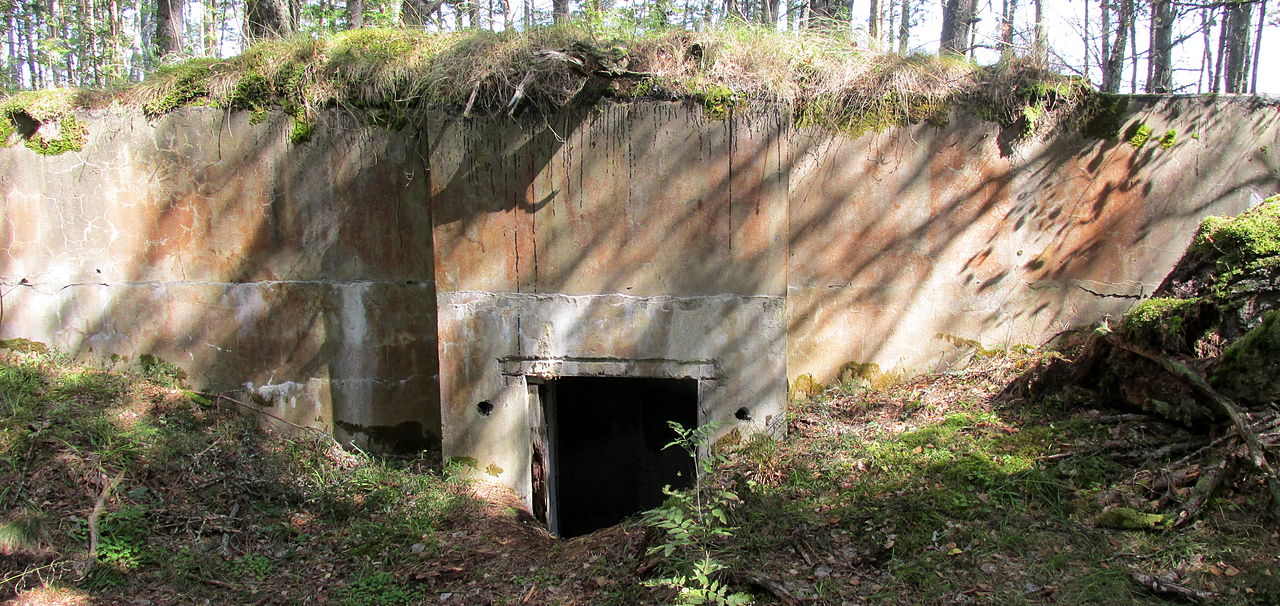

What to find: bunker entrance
left=530, top=376, right=697, bottom=538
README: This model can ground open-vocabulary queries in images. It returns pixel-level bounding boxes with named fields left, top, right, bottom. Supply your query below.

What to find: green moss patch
left=1094, top=507, right=1164, bottom=530
left=1211, top=310, right=1280, bottom=403
left=1, top=89, right=90, bottom=155
left=1126, top=122, right=1152, bottom=148
left=1120, top=297, right=1200, bottom=350
left=1192, top=197, right=1280, bottom=263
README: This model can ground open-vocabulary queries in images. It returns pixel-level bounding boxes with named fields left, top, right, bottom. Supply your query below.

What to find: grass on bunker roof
left=3, top=340, right=1277, bottom=605
left=2, top=22, right=1088, bottom=139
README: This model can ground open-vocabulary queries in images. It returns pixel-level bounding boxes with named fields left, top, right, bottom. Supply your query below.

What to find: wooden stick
left=196, top=391, right=327, bottom=436
left=1129, top=570, right=1216, bottom=602
left=87, top=470, right=125, bottom=559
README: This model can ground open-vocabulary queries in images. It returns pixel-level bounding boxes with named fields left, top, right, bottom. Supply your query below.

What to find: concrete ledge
left=499, top=357, right=717, bottom=380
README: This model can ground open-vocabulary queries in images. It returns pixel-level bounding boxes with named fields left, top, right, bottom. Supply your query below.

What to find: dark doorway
left=532, top=376, right=697, bottom=538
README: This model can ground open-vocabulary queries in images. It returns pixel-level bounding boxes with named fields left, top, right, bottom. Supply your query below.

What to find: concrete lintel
left=499, top=356, right=718, bottom=380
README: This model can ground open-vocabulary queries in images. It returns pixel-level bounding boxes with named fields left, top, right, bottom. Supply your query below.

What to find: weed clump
left=1127, top=122, right=1152, bottom=148
left=3, top=24, right=1101, bottom=145
left=0, top=346, right=466, bottom=602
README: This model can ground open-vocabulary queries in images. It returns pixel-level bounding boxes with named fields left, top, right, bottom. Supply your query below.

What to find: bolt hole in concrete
left=476, top=400, right=494, bottom=416
left=734, top=407, right=751, bottom=421
left=537, top=377, right=697, bottom=538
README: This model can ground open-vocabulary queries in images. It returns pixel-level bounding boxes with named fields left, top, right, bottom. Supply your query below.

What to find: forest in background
left=0, top=0, right=1276, bottom=99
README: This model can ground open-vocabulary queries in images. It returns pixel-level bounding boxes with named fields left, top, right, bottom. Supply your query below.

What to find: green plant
left=93, top=504, right=152, bottom=570
left=333, top=569, right=425, bottom=605
left=641, top=422, right=753, bottom=605
left=136, top=353, right=187, bottom=388
left=1127, top=122, right=1152, bottom=148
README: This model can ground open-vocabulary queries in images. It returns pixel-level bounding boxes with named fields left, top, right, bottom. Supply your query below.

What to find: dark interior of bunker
left=537, top=376, right=697, bottom=538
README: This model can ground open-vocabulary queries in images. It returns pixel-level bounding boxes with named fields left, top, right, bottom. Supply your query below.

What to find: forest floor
left=2, top=343, right=1278, bottom=605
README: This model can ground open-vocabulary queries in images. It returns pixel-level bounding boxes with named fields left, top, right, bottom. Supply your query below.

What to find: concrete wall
left=0, top=109, right=438, bottom=450
left=786, top=96, right=1280, bottom=384
left=432, top=97, right=1280, bottom=497
left=2, top=97, right=1278, bottom=496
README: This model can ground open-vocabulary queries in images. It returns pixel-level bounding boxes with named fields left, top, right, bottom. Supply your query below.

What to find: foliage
left=641, top=422, right=753, bottom=605
left=0, top=346, right=467, bottom=601
left=332, top=569, right=425, bottom=605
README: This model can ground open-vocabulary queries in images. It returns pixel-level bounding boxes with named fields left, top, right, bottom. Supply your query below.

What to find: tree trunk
left=897, top=0, right=909, bottom=52
left=245, top=0, right=296, bottom=39
left=1031, top=0, right=1044, bottom=62
left=868, top=0, right=879, bottom=42
left=807, top=0, right=838, bottom=26
left=1128, top=14, right=1138, bottom=92
left=939, top=0, right=976, bottom=56
left=1221, top=0, right=1252, bottom=93
left=1198, top=7, right=1209, bottom=92
left=1000, top=0, right=1017, bottom=60
left=1146, top=0, right=1174, bottom=92
left=1212, top=6, right=1226, bottom=92
left=1249, top=0, right=1265, bottom=94
left=1101, top=0, right=1111, bottom=78
left=347, top=0, right=364, bottom=28
left=759, top=0, right=776, bottom=26
left=551, top=0, right=568, bottom=23
left=463, top=0, right=479, bottom=28
left=1101, top=0, right=1132, bottom=93
left=154, top=0, right=183, bottom=58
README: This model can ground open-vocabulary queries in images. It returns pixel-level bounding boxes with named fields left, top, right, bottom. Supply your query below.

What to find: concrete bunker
left=505, top=358, right=715, bottom=537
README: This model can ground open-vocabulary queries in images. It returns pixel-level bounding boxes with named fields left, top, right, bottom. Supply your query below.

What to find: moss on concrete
left=790, top=374, right=823, bottom=401
left=1126, top=122, right=1152, bottom=148
left=1078, top=93, right=1129, bottom=139
left=1192, top=197, right=1280, bottom=263
left=1120, top=297, right=1200, bottom=349
left=1, top=89, right=88, bottom=155
left=141, top=59, right=220, bottom=117
left=692, top=82, right=737, bottom=120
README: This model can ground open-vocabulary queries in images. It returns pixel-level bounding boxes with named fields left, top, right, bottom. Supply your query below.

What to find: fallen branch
left=1170, top=457, right=1234, bottom=528
left=1107, top=337, right=1280, bottom=520
left=1129, top=570, right=1217, bottom=603
left=87, top=470, right=126, bottom=559
left=197, top=392, right=328, bottom=436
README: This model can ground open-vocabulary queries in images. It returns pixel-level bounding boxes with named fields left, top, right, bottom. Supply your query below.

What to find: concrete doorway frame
left=499, top=357, right=719, bottom=535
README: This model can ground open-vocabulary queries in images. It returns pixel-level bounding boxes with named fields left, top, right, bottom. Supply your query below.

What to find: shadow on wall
left=422, top=95, right=1280, bottom=497
left=0, top=108, right=439, bottom=451
left=1, top=95, right=1277, bottom=457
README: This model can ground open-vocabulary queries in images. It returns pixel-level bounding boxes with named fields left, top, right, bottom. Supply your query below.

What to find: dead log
left=1106, top=336, right=1280, bottom=521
